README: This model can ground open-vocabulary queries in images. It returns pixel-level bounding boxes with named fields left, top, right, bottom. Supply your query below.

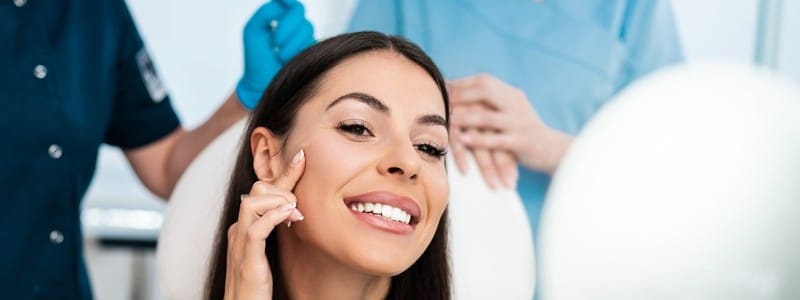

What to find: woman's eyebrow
left=418, top=114, right=447, bottom=128
left=326, top=92, right=389, bottom=113
left=327, top=92, right=446, bottom=128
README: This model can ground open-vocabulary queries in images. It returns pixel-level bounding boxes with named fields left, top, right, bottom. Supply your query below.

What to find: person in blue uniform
left=347, top=0, right=683, bottom=295
left=0, top=0, right=313, bottom=298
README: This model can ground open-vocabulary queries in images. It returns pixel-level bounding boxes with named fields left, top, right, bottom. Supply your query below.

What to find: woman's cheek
left=426, top=165, right=450, bottom=223
left=293, top=136, right=375, bottom=205
left=303, top=136, right=376, bottom=176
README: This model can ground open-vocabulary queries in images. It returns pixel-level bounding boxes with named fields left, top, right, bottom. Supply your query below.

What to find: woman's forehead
left=311, top=51, right=445, bottom=112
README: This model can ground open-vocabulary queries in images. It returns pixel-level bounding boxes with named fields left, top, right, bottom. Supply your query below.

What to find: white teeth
left=381, top=206, right=392, bottom=218
left=391, top=207, right=402, bottom=222
left=348, top=202, right=413, bottom=225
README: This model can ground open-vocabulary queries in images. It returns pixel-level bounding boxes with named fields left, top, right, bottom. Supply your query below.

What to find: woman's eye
left=415, top=143, right=447, bottom=159
left=336, top=122, right=374, bottom=137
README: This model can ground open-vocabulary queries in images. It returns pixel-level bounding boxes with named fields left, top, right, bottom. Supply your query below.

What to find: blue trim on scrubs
left=0, top=0, right=180, bottom=298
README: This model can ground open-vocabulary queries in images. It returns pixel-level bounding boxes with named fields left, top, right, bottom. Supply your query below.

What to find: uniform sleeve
left=346, top=0, right=402, bottom=34
left=615, top=0, right=684, bottom=91
left=104, top=1, right=180, bottom=150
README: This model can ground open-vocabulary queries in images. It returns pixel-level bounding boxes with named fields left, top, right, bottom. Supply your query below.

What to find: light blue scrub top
left=348, top=0, right=683, bottom=242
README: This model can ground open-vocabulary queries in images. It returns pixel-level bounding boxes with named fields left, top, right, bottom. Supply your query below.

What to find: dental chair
left=156, top=121, right=535, bottom=299
left=539, top=62, right=800, bottom=299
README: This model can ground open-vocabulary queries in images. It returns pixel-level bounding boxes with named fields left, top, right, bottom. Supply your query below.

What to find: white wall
left=671, top=0, right=759, bottom=61
left=672, top=0, right=800, bottom=83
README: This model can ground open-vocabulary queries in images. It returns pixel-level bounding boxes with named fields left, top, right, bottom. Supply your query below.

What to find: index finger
left=273, top=149, right=306, bottom=191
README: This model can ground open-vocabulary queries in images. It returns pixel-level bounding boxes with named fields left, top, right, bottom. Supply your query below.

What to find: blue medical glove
left=237, top=0, right=315, bottom=110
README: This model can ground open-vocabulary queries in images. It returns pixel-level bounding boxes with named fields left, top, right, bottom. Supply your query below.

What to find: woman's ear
left=250, top=127, right=284, bottom=182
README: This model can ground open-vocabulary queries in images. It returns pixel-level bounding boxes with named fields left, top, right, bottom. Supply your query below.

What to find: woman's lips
left=344, top=191, right=422, bottom=235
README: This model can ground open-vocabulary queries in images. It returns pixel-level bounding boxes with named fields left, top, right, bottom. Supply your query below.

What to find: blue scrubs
left=348, top=0, right=682, bottom=254
left=0, top=0, right=179, bottom=298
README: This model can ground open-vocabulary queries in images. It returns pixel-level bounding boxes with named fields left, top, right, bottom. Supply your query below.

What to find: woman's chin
left=344, top=251, right=418, bottom=277
left=354, top=264, right=411, bottom=278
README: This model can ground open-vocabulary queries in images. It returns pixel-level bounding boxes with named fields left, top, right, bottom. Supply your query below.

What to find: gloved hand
left=237, top=0, right=315, bottom=110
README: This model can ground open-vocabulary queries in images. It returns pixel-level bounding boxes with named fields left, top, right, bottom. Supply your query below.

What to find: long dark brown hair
left=205, top=31, right=451, bottom=300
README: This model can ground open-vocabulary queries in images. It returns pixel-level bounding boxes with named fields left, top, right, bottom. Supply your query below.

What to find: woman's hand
left=448, top=74, right=573, bottom=179
left=224, top=150, right=306, bottom=300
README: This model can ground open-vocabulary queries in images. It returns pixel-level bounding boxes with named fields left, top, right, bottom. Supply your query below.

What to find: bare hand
left=448, top=74, right=572, bottom=177
left=224, top=150, right=306, bottom=300
left=450, top=126, right=518, bottom=189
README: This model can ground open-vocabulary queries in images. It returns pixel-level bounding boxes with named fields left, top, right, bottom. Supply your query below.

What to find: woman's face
left=267, top=50, right=449, bottom=275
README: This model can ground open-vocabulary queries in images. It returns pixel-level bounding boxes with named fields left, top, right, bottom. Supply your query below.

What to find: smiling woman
left=205, top=31, right=451, bottom=300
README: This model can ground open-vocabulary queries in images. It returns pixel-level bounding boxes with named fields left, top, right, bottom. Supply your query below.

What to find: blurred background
left=81, top=0, right=800, bottom=299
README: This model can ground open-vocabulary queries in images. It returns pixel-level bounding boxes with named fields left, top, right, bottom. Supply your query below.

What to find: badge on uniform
left=136, top=48, right=168, bottom=103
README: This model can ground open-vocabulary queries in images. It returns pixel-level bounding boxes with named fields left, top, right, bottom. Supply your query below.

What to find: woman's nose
left=378, top=143, right=421, bottom=182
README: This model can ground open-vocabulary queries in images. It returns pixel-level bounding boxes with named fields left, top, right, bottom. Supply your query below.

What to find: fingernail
left=291, top=149, right=305, bottom=166
left=240, top=194, right=249, bottom=202
left=292, top=208, right=304, bottom=221
left=280, top=201, right=296, bottom=211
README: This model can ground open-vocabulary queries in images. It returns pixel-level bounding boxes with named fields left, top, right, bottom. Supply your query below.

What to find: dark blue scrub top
left=0, top=0, right=180, bottom=298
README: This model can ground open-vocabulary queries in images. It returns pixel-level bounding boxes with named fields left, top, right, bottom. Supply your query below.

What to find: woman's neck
left=276, top=228, right=391, bottom=300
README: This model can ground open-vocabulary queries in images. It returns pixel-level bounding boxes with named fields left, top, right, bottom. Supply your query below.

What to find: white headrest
left=157, top=119, right=246, bottom=299
left=539, top=62, right=800, bottom=299
left=157, top=119, right=535, bottom=299
left=447, top=154, right=535, bottom=299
